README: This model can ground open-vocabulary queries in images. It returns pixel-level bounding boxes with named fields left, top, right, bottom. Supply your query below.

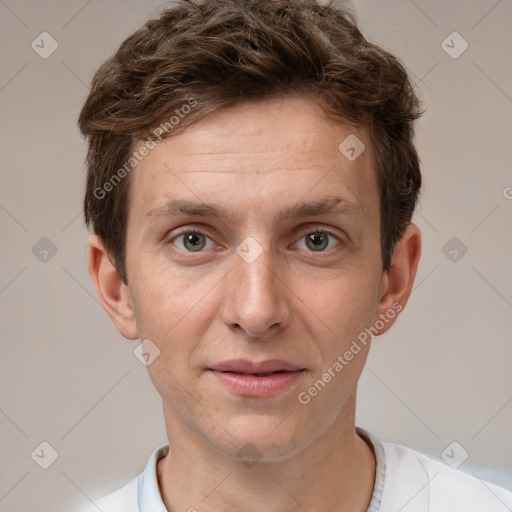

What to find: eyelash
left=168, top=226, right=344, bottom=255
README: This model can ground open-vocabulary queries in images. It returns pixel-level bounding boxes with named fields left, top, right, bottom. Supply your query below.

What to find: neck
left=157, top=396, right=375, bottom=512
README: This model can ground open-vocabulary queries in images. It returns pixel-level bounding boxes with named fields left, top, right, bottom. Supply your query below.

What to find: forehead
left=127, top=95, right=378, bottom=229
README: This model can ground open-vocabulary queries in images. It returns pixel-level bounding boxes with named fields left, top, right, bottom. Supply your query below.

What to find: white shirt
left=80, top=428, right=512, bottom=511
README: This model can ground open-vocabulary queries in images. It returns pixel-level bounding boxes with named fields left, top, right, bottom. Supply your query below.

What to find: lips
left=207, top=359, right=306, bottom=396
left=208, top=359, right=304, bottom=374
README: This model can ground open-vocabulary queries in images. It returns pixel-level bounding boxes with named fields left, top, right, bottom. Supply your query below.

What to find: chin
left=213, top=413, right=308, bottom=463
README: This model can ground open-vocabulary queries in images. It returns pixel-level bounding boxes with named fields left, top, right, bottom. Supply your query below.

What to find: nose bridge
left=224, top=234, right=287, bottom=337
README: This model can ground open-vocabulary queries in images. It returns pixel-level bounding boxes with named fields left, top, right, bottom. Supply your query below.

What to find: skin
left=88, top=95, right=421, bottom=511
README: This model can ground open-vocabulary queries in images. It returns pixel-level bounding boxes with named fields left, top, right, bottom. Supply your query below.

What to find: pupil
left=307, top=233, right=327, bottom=251
left=185, top=233, right=205, bottom=251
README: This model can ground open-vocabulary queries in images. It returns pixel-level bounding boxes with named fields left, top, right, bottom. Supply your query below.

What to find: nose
left=221, top=237, right=290, bottom=339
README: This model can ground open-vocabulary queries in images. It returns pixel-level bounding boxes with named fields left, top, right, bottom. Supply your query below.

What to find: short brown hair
left=79, top=0, right=423, bottom=284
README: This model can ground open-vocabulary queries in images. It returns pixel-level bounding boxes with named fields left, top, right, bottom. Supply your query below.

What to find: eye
left=168, top=227, right=343, bottom=255
left=294, top=230, right=341, bottom=252
left=171, top=230, right=215, bottom=252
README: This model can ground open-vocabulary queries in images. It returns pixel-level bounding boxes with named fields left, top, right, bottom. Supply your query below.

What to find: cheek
left=129, top=271, right=178, bottom=344
left=298, top=278, right=374, bottom=406
left=131, top=267, right=216, bottom=364
left=302, top=267, right=379, bottom=346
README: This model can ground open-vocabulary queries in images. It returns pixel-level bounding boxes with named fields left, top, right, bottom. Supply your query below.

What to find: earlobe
left=87, top=234, right=139, bottom=340
left=373, top=223, right=421, bottom=336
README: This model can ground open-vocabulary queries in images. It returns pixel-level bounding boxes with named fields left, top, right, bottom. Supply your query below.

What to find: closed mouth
left=217, top=370, right=301, bottom=376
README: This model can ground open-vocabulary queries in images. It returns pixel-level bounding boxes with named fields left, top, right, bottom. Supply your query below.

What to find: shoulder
left=95, top=476, right=140, bottom=512
left=380, top=442, right=512, bottom=512
left=75, top=443, right=169, bottom=512
left=74, top=476, right=139, bottom=512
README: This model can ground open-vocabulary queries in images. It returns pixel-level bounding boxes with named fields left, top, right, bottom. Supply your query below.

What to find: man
left=78, top=0, right=512, bottom=510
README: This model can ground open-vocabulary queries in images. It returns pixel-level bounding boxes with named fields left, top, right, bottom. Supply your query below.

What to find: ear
left=373, top=223, right=421, bottom=336
left=87, top=234, right=139, bottom=340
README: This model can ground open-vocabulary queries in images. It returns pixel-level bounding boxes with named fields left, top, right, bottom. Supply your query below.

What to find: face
left=120, top=95, right=394, bottom=461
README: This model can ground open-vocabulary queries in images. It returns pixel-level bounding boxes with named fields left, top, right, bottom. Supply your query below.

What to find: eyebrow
left=144, top=195, right=364, bottom=227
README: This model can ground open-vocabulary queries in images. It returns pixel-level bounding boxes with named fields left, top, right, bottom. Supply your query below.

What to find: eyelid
left=295, top=223, right=344, bottom=238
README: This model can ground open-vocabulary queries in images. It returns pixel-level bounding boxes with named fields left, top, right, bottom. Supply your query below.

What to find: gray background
left=0, top=0, right=511, bottom=510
